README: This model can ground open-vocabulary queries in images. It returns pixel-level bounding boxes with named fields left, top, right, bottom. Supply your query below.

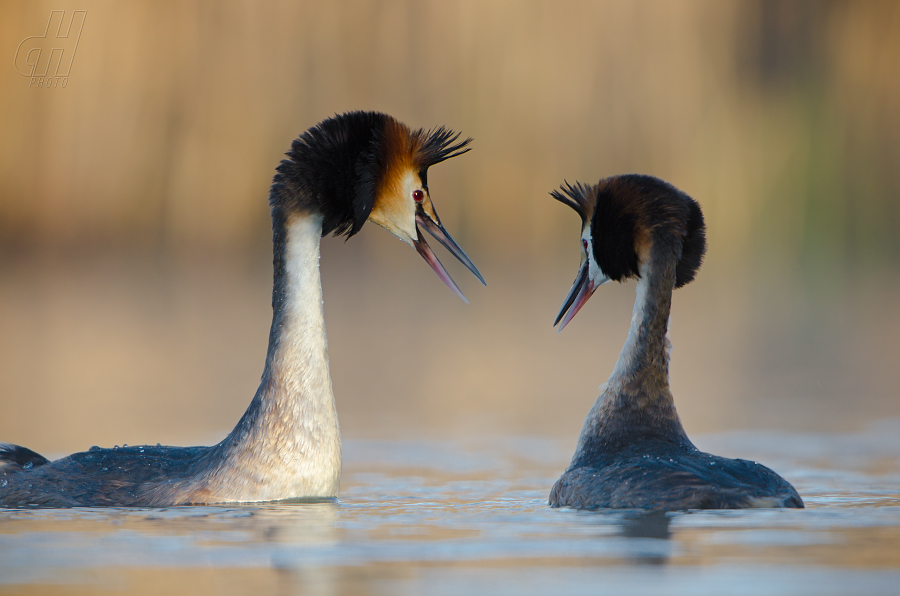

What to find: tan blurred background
left=1, top=1, right=898, bottom=457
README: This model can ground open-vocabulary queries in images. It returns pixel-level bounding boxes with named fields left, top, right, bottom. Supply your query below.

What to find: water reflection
left=0, top=429, right=898, bottom=595
left=619, top=510, right=672, bottom=540
left=618, top=510, right=673, bottom=565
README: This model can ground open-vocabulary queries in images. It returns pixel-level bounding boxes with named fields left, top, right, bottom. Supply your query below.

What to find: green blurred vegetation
left=0, top=0, right=898, bottom=273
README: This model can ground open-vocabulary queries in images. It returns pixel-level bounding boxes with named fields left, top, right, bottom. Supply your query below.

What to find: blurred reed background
left=1, top=1, right=898, bottom=457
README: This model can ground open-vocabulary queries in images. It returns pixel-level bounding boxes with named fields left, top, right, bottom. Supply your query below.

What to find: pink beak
left=412, top=210, right=485, bottom=303
left=554, top=259, right=598, bottom=331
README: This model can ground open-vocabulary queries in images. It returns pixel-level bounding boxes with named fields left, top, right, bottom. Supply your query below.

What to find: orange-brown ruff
left=549, top=175, right=803, bottom=510
left=0, top=111, right=483, bottom=508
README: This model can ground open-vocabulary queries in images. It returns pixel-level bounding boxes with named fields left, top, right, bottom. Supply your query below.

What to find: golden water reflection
left=1, top=431, right=899, bottom=595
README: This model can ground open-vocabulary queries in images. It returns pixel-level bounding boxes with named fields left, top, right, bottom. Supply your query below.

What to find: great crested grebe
left=548, top=175, right=802, bottom=510
left=0, top=111, right=484, bottom=508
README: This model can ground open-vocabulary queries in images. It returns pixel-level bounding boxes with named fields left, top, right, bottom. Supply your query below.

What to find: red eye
left=412, top=189, right=424, bottom=203
left=582, top=239, right=588, bottom=251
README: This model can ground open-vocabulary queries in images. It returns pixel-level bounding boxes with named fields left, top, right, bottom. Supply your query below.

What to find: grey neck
left=570, top=243, right=693, bottom=466
left=609, top=249, right=674, bottom=390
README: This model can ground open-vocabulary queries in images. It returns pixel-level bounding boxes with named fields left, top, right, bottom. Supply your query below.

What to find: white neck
left=206, top=213, right=341, bottom=502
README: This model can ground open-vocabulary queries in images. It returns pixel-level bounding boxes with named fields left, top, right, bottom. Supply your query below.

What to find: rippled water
left=2, top=425, right=899, bottom=596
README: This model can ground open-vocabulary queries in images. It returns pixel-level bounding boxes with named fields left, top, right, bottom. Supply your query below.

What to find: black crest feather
left=674, top=197, right=706, bottom=288
left=550, top=181, right=595, bottom=226
left=414, top=127, right=472, bottom=171
left=553, top=174, right=706, bottom=287
left=271, top=111, right=390, bottom=238
left=269, top=113, right=471, bottom=238
left=592, top=180, right=641, bottom=282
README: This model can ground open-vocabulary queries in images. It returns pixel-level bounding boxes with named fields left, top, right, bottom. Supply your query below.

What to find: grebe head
left=272, top=111, right=483, bottom=301
left=551, top=174, right=706, bottom=330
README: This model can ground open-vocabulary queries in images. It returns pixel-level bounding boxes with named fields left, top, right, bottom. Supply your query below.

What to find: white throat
left=268, top=213, right=341, bottom=496
left=275, top=213, right=334, bottom=397
left=209, top=212, right=341, bottom=502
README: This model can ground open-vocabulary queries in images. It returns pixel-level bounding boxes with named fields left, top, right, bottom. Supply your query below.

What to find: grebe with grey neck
left=548, top=175, right=802, bottom=510
left=0, top=111, right=484, bottom=508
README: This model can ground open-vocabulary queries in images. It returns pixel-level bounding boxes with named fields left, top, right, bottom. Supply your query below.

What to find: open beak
left=413, top=209, right=485, bottom=303
left=554, top=259, right=598, bottom=332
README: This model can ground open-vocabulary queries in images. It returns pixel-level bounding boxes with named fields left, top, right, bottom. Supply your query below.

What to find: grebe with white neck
left=0, top=111, right=483, bottom=508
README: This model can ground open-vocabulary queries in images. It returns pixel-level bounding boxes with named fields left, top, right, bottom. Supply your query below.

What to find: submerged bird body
left=0, top=111, right=482, bottom=508
left=548, top=175, right=802, bottom=511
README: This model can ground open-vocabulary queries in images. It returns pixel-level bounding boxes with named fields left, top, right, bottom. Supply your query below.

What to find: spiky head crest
left=550, top=181, right=595, bottom=227
left=269, top=111, right=471, bottom=238
left=552, top=174, right=707, bottom=288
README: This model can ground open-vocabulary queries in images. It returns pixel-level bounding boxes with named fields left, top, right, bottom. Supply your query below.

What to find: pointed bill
left=415, top=213, right=486, bottom=286
left=413, top=228, right=469, bottom=303
left=554, top=260, right=598, bottom=332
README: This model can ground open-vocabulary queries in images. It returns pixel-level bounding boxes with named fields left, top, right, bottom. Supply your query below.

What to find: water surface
left=2, top=425, right=899, bottom=595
